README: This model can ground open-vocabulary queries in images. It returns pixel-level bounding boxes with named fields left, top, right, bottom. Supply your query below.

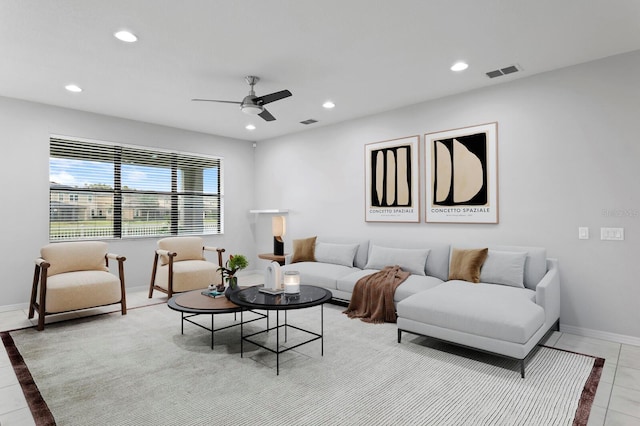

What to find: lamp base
left=273, top=236, right=284, bottom=256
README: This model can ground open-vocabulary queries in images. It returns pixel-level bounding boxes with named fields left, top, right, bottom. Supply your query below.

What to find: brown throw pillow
left=448, top=248, right=489, bottom=283
left=291, top=236, right=317, bottom=263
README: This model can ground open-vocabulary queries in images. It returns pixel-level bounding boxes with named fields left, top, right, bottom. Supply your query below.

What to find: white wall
left=253, top=50, right=640, bottom=343
left=0, top=96, right=257, bottom=308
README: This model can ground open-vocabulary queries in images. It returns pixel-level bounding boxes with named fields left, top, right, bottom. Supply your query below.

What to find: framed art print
left=365, top=135, right=420, bottom=222
left=425, top=122, right=498, bottom=223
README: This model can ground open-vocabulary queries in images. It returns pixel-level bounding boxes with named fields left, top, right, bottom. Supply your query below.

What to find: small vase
left=225, top=276, right=239, bottom=300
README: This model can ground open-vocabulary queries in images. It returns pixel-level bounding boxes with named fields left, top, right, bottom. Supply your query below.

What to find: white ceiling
left=2, top=1, right=640, bottom=141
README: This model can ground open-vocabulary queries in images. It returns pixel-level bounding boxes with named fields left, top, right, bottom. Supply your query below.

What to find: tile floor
left=1, top=275, right=639, bottom=425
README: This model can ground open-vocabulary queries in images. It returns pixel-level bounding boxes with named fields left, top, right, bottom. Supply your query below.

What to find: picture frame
left=424, top=122, right=498, bottom=223
left=365, top=135, right=420, bottom=223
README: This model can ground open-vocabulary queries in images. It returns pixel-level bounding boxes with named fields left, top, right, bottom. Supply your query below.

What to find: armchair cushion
left=46, top=271, right=122, bottom=313
left=157, top=237, right=205, bottom=265
left=154, top=260, right=220, bottom=293
left=41, top=241, right=108, bottom=276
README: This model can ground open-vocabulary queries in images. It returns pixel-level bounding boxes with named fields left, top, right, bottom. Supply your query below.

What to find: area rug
left=3, top=303, right=603, bottom=426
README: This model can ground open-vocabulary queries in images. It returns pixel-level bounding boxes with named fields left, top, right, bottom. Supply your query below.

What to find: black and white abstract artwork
left=365, top=135, right=420, bottom=222
left=425, top=123, right=498, bottom=223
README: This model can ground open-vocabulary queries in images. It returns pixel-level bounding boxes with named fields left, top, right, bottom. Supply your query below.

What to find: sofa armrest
left=535, top=258, right=560, bottom=326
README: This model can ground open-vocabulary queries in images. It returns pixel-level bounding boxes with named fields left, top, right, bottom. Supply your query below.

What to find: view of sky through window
left=50, top=158, right=219, bottom=193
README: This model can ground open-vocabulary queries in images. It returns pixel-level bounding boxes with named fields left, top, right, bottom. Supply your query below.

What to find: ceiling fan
left=192, top=76, right=292, bottom=122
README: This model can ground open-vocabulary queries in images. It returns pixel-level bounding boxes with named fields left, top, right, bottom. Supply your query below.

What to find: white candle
left=283, top=271, right=300, bottom=293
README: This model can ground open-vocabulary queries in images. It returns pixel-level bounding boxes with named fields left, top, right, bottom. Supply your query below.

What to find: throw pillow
left=291, top=236, right=317, bottom=263
left=448, top=248, right=489, bottom=283
left=314, top=242, right=359, bottom=267
left=364, top=245, right=430, bottom=276
left=479, top=250, right=527, bottom=288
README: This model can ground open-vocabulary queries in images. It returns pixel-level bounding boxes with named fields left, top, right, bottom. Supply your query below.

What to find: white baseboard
left=0, top=302, right=29, bottom=313
left=560, top=324, right=640, bottom=347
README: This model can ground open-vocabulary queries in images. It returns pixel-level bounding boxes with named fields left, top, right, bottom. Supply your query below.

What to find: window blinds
left=49, top=137, right=222, bottom=241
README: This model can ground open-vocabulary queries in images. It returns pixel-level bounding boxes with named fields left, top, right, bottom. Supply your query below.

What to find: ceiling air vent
left=300, top=119, right=318, bottom=125
left=486, top=64, right=521, bottom=78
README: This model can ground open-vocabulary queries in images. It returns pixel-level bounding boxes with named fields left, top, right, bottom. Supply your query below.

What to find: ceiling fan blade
left=191, top=98, right=242, bottom=105
left=258, top=109, right=276, bottom=121
left=255, top=90, right=292, bottom=105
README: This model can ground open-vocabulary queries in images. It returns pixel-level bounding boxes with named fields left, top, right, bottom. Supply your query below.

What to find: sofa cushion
left=397, top=280, right=542, bottom=344
left=480, top=250, right=527, bottom=288
left=394, top=274, right=444, bottom=302
left=448, top=248, right=488, bottom=283
left=493, top=246, right=547, bottom=290
left=454, top=244, right=547, bottom=290
left=291, top=236, right=317, bottom=263
left=314, top=242, right=359, bottom=267
left=41, top=241, right=109, bottom=277
left=282, top=261, right=357, bottom=290
left=365, top=245, right=430, bottom=276
left=337, top=270, right=444, bottom=303
left=316, top=238, right=370, bottom=270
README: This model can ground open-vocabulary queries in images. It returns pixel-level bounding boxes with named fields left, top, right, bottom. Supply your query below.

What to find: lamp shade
left=272, top=216, right=286, bottom=237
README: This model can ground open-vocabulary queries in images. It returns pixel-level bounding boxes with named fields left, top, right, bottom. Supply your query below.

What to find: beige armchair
left=148, top=237, right=225, bottom=299
left=29, top=241, right=127, bottom=331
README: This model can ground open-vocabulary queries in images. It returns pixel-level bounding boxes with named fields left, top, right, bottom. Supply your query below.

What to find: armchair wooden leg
left=118, top=259, right=127, bottom=315
left=167, top=258, right=174, bottom=299
left=37, top=274, right=47, bottom=331
left=148, top=254, right=159, bottom=299
left=38, top=268, right=48, bottom=331
left=28, top=265, right=40, bottom=319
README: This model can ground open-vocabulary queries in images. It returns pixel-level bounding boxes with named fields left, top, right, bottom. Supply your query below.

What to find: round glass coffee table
left=229, top=285, right=332, bottom=375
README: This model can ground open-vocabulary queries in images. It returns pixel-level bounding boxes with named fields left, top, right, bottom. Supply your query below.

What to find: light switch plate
left=600, top=227, right=624, bottom=241
left=578, top=227, right=589, bottom=240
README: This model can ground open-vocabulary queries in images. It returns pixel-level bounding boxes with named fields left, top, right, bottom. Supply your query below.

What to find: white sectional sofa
left=281, top=238, right=560, bottom=377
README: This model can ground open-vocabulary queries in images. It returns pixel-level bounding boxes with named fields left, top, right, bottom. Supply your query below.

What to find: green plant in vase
left=217, top=254, right=249, bottom=291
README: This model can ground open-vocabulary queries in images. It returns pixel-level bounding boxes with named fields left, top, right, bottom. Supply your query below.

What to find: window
left=49, top=137, right=223, bottom=241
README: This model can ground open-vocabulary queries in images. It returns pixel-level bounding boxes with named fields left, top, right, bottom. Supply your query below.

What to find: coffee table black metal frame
left=229, top=285, right=332, bottom=375
left=167, top=290, right=267, bottom=349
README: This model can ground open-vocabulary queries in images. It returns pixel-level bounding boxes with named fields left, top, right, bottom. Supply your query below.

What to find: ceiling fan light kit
left=193, top=75, right=292, bottom=122
left=241, top=104, right=262, bottom=115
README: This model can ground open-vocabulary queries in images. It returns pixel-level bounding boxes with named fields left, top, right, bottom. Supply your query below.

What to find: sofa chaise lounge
left=280, top=237, right=560, bottom=377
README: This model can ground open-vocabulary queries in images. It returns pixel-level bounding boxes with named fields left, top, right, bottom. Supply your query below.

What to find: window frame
left=49, top=135, right=224, bottom=241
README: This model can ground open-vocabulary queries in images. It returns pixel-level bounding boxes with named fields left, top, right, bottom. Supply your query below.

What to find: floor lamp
left=272, top=216, right=286, bottom=255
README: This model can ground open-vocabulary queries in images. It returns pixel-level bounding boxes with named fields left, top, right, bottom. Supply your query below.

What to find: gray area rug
left=8, top=303, right=601, bottom=425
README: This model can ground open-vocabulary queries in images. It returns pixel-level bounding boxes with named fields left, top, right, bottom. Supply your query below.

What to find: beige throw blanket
left=344, top=265, right=410, bottom=323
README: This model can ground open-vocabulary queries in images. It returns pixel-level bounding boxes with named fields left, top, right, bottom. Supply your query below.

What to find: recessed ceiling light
left=114, top=30, right=138, bottom=43
left=322, top=101, right=335, bottom=109
left=451, top=62, right=469, bottom=72
left=245, top=124, right=256, bottom=131
left=65, top=84, right=82, bottom=93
